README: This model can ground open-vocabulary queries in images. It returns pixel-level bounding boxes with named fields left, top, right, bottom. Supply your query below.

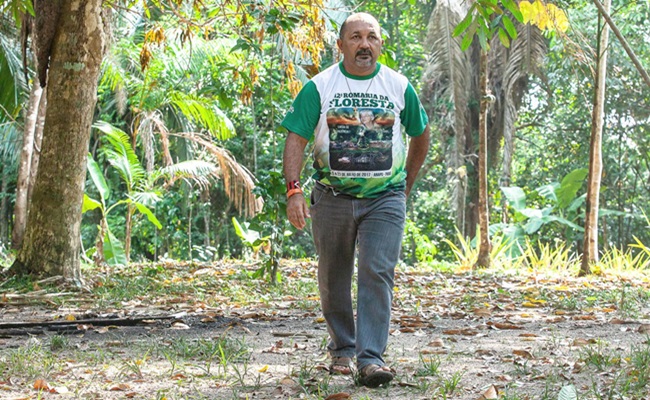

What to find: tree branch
left=591, top=0, right=650, bottom=89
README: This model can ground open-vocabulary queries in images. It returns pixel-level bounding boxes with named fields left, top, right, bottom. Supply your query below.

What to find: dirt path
left=1, top=264, right=649, bottom=399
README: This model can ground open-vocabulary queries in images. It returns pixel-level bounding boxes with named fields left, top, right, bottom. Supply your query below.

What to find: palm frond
left=0, top=120, right=21, bottom=169
left=172, top=132, right=262, bottom=218
left=168, top=91, right=236, bottom=141
left=134, top=110, right=173, bottom=167
left=0, top=23, right=25, bottom=117
left=500, top=23, right=547, bottom=185
left=130, top=190, right=161, bottom=208
left=155, top=159, right=217, bottom=191
left=94, top=121, right=146, bottom=189
left=423, top=0, right=473, bottom=231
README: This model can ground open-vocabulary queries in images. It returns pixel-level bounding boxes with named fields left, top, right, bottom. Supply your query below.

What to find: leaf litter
left=0, top=260, right=649, bottom=399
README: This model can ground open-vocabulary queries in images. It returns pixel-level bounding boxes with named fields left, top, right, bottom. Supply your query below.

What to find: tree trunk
left=125, top=203, right=134, bottom=262
left=0, top=169, right=9, bottom=245
left=202, top=189, right=210, bottom=247
left=11, top=82, right=43, bottom=250
left=580, top=0, right=610, bottom=276
left=28, top=88, right=47, bottom=206
left=590, top=0, right=650, bottom=89
left=475, top=48, right=491, bottom=269
left=10, top=0, right=106, bottom=282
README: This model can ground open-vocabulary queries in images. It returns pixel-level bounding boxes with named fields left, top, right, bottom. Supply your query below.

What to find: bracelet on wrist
left=287, top=188, right=303, bottom=199
left=286, top=180, right=301, bottom=191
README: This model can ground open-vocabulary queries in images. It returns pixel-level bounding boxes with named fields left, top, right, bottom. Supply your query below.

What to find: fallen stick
left=0, top=315, right=178, bottom=330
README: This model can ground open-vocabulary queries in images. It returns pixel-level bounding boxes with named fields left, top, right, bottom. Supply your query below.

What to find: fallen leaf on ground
left=572, top=338, right=596, bottom=346
left=488, top=322, right=523, bottom=330
left=443, top=328, right=479, bottom=336
left=325, top=393, right=351, bottom=400
left=428, top=338, right=445, bottom=347
left=473, top=307, right=492, bottom=317
left=33, top=379, right=49, bottom=390
left=572, top=315, right=597, bottom=321
left=638, top=324, right=650, bottom=334
left=513, top=349, right=534, bottom=359
left=50, top=386, right=69, bottom=394
left=171, top=321, right=190, bottom=329
left=110, top=383, right=131, bottom=391
left=610, top=318, right=634, bottom=324
left=477, top=385, right=498, bottom=399
left=421, top=348, right=448, bottom=355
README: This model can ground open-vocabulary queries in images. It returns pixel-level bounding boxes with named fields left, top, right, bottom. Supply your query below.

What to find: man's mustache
left=356, top=50, right=372, bottom=57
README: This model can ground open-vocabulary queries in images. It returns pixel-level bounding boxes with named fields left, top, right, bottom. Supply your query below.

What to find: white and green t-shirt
left=282, top=62, right=428, bottom=198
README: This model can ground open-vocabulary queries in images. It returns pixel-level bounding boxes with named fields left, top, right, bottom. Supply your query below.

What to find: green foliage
left=232, top=216, right=270, bottom=256
left=495, top=168, right=589, bottom=256
left=0, top=0, right=33, bottom=28
left=84, top=123, right=163, bottom=265
left=232, top=169, right=292, bottom=283
left=496, top=168, right=641, bottom=256
left=452, top=0, right=523, bottom=51
left=403, top=218, right=438, bottom=265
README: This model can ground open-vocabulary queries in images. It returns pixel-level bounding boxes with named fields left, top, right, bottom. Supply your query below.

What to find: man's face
left=337, top=16, right=383, bottom=74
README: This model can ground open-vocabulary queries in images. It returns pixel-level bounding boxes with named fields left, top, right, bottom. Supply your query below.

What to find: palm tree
left=99, top=22, right=261, bottom=221
left=422, top=0, right=547, bottom=241
left=86, top=122, right=240, bottom=265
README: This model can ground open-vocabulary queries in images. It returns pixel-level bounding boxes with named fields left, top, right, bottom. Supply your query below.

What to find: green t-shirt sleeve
left=281, top=81, right=321, bottom=140
left=400, top=82, right=429, bottom=137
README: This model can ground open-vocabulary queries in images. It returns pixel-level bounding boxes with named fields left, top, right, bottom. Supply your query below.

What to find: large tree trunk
left=11, top=82, right=43, bottom=249
left=581, top=0, right=611, bottom=276
left=475, top=48, right=491, bottom=269
left=10, top=0, right=106, bottom=282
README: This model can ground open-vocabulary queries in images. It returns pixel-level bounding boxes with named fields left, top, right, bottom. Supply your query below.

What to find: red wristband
left=286, top=180, right=301, bottom=191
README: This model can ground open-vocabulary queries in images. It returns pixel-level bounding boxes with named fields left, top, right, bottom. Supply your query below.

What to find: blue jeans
left=310, top=182, right=406, bottom=370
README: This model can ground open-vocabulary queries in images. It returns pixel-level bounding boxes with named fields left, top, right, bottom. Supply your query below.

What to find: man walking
left=281, top=12, right=430, bottom=388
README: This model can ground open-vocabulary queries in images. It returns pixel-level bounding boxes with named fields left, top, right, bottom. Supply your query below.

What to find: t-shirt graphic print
left=327, top=107, right=395, bottom=177
left=281, top=62, right=428, bottom=198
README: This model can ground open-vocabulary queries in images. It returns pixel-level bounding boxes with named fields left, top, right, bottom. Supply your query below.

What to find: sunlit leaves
left=104, top=229, right=128, bottom=266
left=520, top=0, right=569, bottom=32
left=284, top=61, right=302, bottom=98
left=0, top=0, right=34, bottom=28
left=169, top=92, right=235, bottom=140
left=452, top=0, right=568, bottom=51
left=453, top=1, right=521, bottom=51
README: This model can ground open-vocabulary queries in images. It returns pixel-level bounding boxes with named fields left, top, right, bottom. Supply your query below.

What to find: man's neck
left=341, top=60, right=377, bottom=77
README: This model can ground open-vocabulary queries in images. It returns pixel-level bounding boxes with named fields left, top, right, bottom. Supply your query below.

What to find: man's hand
left=283, top=131, right=310, bottom=229
left=405, top=125, right=430, bottom=196
left=287, top=193, right=310, bottom=230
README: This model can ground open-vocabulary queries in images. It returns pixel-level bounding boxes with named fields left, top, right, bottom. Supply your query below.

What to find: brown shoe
left=329, top=356, right=354, bottom=375
left=358, top=364, right=394, bottom=388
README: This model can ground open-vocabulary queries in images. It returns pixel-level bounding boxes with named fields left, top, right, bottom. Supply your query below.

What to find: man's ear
left=336, top=39, right=342, bottom=51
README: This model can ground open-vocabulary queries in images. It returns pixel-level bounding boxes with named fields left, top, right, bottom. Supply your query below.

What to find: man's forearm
left=405, top=125, right=431, bottom=195
left=283, top=132, right=309, bottom=182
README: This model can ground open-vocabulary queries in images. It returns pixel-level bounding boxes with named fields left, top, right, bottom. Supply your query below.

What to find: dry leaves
left=477, top=385, right=499, bottom=399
